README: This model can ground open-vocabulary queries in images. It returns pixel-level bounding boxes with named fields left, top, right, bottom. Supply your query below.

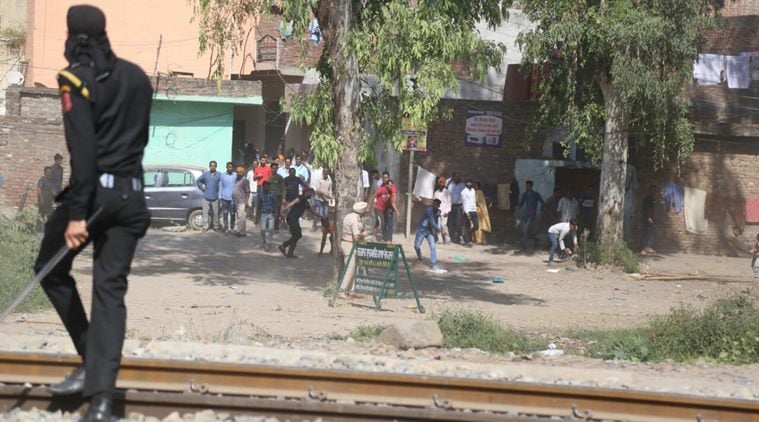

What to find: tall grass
left=574, top=296, right=759, bottom=364
left=0, top=214, right=49, bottom=314
left=435, top=310, right=542, bottom=354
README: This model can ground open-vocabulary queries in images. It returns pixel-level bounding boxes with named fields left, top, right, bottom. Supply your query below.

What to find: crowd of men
left=513, top=180, right=596, bottom=264
left=195, top=153, right=333, bottom=258
left=36, top=153, right=65, bottom=223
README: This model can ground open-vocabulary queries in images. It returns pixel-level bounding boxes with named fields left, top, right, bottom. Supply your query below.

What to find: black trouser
left=382, top=208, right=395, bottom=242
left=448, top=204, right=463, bottom=243
left=34, top=183, right=149, bottom=397
left=274, top=195, right=282, bottom=230
left=463, top=211, right=479, bottom=244
left=283, top=212, right=302, bottom=255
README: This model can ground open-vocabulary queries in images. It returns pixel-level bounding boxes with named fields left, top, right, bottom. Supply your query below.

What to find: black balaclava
left=64, top=5, right=116, bottom=80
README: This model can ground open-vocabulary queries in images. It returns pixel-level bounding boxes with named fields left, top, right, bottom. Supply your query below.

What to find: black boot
left=47, top=366, right=85, bottom=395
left=81, top=393, right=113, bottom=422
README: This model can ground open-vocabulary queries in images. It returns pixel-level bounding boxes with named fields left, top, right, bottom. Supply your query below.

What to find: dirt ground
left=4, top=222, right=756, bottom=341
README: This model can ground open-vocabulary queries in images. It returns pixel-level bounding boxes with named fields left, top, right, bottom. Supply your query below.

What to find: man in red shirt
left=373, top=172, right=398, bottom=242
left=254, top=154, right=272, bottom=187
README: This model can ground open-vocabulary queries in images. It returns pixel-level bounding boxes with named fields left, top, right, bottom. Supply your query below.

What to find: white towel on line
left=693, top=53, right=724, bottom=85
left=726, top=55, right=750, bottom=89
left=684, top=187, right=708, bottom=235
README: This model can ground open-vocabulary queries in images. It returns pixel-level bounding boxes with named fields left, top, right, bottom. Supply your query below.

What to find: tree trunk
left=596, top=77, right=629, bottom=254
left=317, top=0, right=363, bottom=278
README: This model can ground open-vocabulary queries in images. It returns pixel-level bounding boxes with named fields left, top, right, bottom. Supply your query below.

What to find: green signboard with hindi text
left=331, top=242, right=423, bottom=312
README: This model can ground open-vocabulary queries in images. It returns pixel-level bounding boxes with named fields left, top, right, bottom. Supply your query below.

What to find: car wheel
left=187, top=209, right=203, bottom=231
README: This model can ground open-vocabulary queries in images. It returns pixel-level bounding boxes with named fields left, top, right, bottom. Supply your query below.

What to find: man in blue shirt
left=518, top=180, right=544, bottom=250
left=293, top=155, right=310, bottom=194
left=219, top=161, right=237, bottom=233
left=196, top=160, right=222, bottom=231
left=257, top=181, right=279, bottom=251
left=414, top=199, right=445, bottom=272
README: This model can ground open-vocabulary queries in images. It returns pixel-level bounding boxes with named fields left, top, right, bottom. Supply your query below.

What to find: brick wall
left=152, top=76, right=262, bottom=97
left=701, top=15, right=759, bottom=53
left=0, top=77, right=262, bottom=211
left=397, top=99, right=538, bottom=238
left=0, top=117, right=67, bottom=212
left=254, top=13, right=322, bottom=70
left=634, top=138, right=758, bottom=256
left=721, top=0, right=759, bottom=17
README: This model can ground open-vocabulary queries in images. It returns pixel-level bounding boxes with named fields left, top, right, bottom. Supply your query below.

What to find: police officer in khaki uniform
left=36, top=5, right=152, bottom=421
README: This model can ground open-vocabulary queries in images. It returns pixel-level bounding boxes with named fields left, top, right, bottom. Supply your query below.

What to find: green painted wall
left=144, top=101, right=234, bottom=167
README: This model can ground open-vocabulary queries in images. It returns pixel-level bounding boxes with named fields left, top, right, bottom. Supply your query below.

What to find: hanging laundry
left=664, top=182, right=684, bottom=214
left=684, top=187, right=708, bottom=235
left=726, top=55, right=751, bottom=88
left=693, top=53, right=724, bottom=85
left=740, top=51, right=759, bottom=82
left=746, top=198, right=759, bottom=223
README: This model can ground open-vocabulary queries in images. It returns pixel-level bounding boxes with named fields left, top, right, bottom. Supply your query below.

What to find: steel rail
left=1, top=351, right=758, bottom=421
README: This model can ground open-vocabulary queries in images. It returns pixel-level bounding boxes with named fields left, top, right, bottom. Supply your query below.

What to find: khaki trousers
left=340, top=241, right=356, bottom=292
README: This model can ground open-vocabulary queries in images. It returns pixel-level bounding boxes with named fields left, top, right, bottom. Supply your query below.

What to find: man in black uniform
left=279, top=187, right=322, bottom=258
left=35, top=6, right=152, bottom=421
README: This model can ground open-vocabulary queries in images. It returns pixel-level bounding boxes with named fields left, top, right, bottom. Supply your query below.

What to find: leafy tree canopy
left=192, top=0, right=512, bottom=168
left=517, top=0, right=723, bottom=168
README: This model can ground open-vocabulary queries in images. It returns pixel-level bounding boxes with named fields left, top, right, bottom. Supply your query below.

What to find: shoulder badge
left=60, top=86, right=73, bottom=113
left=58, top=69, right=91, bottom=101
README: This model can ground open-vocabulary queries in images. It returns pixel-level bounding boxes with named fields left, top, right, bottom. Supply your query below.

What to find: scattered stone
left=161, top=226, right=187, bottom=233
left=535, top=349, right=565, bottom=358
left=378, top=320, right=443, bottom=350
left=162, top=411, right=183, bottom=422
left=127, top=412, right=146, bottom=421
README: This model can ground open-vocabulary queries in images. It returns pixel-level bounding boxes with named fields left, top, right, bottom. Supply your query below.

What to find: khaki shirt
left=342, top=212, right=363, bottom=242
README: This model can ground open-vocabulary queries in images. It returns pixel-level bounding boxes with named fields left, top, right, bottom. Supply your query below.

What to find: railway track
left=1, top=351, right=758, bottom=421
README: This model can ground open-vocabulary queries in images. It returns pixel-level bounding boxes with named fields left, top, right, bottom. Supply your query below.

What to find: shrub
left=0, top=216, right=48, bottom=314
left=349, top=324, right=387, bottom=341
left=583, top=240, right=640, bottom=273
left=576, top=296, right=759, bottom=364
left=435, top=310, right=541, bottom=354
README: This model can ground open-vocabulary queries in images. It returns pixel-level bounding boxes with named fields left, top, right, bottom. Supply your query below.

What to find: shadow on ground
left=126, top=228, right=545, bottom=308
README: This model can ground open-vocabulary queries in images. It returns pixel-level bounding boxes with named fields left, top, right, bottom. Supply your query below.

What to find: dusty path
left=4, top=225, right=754, bottom=341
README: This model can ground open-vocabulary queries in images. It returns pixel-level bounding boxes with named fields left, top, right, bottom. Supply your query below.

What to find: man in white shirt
left=557, top=188, right=579, bottom=222
left=446, top=172, right=466, bottom=244
left=294, top=155, right=311, bottom=193
left=312, top=167, right=333, bottom=230
left=277, top=157, right=292, bottom=178
left=461, top=179, right=478, bottom=247
left=361, top=168, right=370, bottom=200
left=547, top=219, right=578, bottom=264
left=246, top=160, right=259, bottom=221
left=433, top=177, right=452, bottom=244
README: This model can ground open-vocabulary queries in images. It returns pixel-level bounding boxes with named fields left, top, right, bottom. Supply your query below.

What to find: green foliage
left=193, top=0, right=511, bottom=166
left=349, top=324, right=387, bottom=341
left=571, top=327, right=653, bottom=362
left=436, top=310, right=541, bottom=354
left=574, top=296, right=759, bottom=364
left=583, top=240, right=640, bottom=273
left=517, top=0, right=721, bottom=169
left=0, top=215, right=48, bottom=314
